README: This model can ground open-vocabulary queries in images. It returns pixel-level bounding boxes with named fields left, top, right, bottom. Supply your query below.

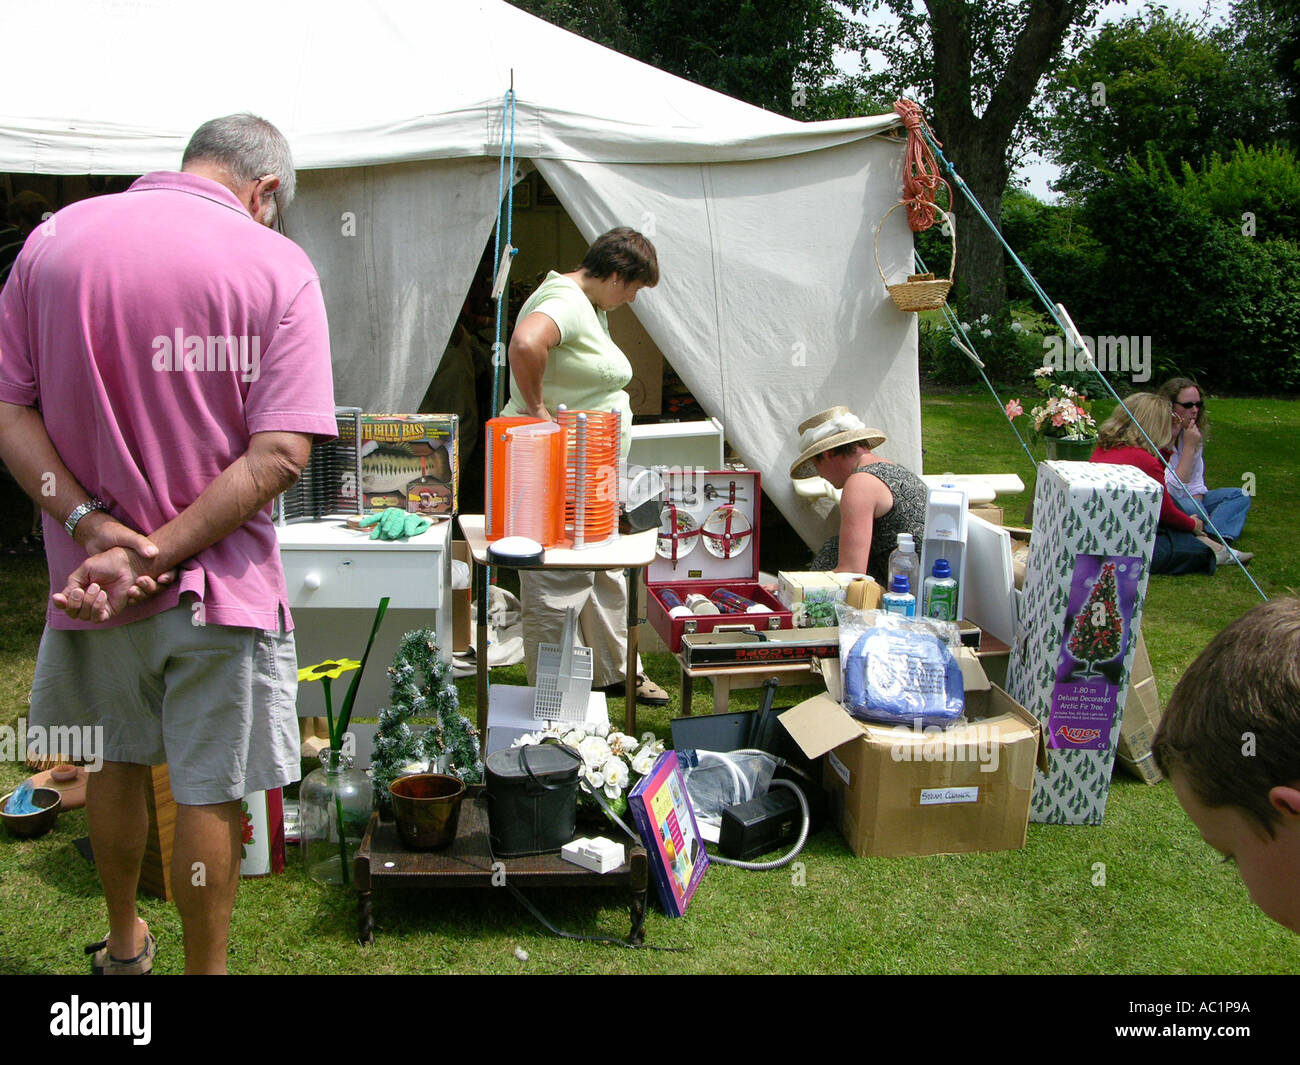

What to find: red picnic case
left=646, top=468, right=793, bottom=652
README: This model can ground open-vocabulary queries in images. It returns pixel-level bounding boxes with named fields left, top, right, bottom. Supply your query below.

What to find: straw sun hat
left=789, top=406, right=887, bottom=479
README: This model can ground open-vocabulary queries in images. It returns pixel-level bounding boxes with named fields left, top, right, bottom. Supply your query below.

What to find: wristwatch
left=64, top=497, right=108, bottom=538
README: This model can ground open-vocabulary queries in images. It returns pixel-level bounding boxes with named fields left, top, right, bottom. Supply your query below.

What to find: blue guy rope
left=484, top=79, right=521, bottom=623
left=916, top=126, right=1265, bottom=599
left=913, top=246, right=1039, bottom=476
left=491, top=80, right=519, bottom=419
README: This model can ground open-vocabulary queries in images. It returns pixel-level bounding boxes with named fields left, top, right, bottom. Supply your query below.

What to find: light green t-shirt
left=504, top=271, right=633, bottom=456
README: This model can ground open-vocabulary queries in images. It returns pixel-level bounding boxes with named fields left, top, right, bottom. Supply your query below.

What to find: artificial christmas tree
left=371, top=629, right=483, bottom=817
left=1066, top=561, right=1124, bottom=672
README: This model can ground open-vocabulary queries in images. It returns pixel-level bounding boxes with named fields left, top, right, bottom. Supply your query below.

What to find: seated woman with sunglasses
left=1158, top=377, right=1253, bottom=559
left=1089, top=393, right=1224, bottom=574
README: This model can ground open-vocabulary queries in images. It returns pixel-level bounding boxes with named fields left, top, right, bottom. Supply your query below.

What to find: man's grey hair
left=182, top=113, right=297, bottom=207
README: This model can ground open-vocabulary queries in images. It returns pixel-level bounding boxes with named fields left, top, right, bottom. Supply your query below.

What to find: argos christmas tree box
left=778, top=654, right=1046, bottom=858
left=1007, top=462, right=1161, bottom=825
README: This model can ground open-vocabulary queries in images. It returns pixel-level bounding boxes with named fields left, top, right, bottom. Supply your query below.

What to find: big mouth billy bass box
left=645, top=467, right=793, bottom=652
left=338, top=413, right=460, bottom=516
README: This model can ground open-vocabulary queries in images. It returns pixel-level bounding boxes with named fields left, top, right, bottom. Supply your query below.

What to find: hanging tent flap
left=537, top=142, right=922, bottom=552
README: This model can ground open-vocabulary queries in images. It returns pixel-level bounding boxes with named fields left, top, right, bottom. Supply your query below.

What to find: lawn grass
left=1, top=393, right=1297, bottom=974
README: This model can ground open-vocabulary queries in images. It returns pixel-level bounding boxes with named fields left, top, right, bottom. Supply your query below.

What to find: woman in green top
left=505, top=228, right=669, bottom=705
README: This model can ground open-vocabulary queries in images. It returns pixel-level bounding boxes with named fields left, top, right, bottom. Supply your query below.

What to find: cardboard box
left=777, top=571, right=850, bottom=628
left=1007, top=462, right=1161, bottom=824
left=1117, top=630, right=1163, bottom=784
left=340, top=413, right=459, bottom=515
left=780, top=652, right=1046, bottom=858
left=969, top=503, right=1004, bottom=526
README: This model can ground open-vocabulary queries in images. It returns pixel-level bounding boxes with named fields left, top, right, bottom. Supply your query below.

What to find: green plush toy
left=359, top=507, right=431, bottom=540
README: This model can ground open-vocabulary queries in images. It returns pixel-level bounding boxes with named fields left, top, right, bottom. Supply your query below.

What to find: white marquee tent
left=0, top=0, right=922, bottom=550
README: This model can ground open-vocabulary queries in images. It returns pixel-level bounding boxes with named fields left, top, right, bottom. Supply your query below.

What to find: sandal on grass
left=85, top=931, right=155, bottom=975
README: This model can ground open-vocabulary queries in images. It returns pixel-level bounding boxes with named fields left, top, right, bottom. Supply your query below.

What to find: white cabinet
left=277, top=520, right=453, bottom=720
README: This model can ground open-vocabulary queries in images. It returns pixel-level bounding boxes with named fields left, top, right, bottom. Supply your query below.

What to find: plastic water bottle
left=923, top=558, right=959, bottom=621
left=887, top=534, right=920, bottom=597
left=882, top=574, right=916, bottom=617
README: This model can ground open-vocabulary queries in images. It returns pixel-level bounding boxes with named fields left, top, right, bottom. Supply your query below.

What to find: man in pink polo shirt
left=0, top=114, right=336, bottom=974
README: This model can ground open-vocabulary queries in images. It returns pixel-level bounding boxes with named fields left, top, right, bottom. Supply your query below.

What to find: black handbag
left=484, top=743, right=583, bottom=858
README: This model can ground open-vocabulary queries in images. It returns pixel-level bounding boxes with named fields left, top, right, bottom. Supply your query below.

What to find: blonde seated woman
left=1088, top=393, right=1251, bottom=575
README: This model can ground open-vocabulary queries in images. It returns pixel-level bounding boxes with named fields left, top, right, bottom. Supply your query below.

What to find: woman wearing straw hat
left=791, top=406, right=929, bottom=586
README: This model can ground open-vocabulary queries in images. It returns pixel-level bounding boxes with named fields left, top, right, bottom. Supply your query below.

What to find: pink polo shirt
left=0, top=172, right=337, bottom=631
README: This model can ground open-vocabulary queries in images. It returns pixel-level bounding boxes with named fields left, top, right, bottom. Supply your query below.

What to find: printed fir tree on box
left=1067, top=561, right=1124, bottom=669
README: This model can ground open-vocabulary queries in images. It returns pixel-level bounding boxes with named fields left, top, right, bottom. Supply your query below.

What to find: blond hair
left=1096, top=393, right=1175, bottom=455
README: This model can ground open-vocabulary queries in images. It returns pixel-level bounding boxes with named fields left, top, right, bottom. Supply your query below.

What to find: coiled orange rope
left=892, top=99, right=951, bottom=232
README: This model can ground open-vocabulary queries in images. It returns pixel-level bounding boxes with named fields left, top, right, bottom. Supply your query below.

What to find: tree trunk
left=939, top=127, right=1010, bottom=325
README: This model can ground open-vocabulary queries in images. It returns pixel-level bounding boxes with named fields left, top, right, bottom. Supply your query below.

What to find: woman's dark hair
left=580, top=227, right=659, bottom=286
left=1159, top=375, right=1210, bottom=437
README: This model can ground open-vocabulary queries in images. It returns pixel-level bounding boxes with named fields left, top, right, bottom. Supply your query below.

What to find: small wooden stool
left=676, top=657, right=820, bottom=714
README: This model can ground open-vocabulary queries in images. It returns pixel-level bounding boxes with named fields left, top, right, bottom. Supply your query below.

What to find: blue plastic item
left=842, top=626, right=965, bottom=727
left=4, top=780, right=39, bottom=815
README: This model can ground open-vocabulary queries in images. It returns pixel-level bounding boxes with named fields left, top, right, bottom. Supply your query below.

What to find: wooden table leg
left=680, top=661, right=693, bottom=715
left=357, top=890, right=374, bottom=946
left=475, top=568, right=489, bottom=737
left=625, top=565, right=638, bottom=735
left=627, top=848, right=648, bottom=944
left=713, top=674, right=730, bottom=714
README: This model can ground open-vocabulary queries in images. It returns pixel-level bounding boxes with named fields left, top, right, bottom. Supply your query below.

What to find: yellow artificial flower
left=298, top=659, right=362, bottom=683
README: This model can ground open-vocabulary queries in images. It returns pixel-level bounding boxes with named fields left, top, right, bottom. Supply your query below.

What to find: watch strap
left=64, top=498, right=107, bottom=538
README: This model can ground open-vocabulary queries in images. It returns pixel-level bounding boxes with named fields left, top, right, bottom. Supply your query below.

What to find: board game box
left=627, top=751, right=708, bottom=917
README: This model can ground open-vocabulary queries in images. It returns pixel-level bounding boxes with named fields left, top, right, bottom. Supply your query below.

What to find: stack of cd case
left=273, top=406, right=364, bottom=524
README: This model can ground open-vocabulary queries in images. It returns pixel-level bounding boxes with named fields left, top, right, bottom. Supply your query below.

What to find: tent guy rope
left=910, top=116, right=1266, bottom=599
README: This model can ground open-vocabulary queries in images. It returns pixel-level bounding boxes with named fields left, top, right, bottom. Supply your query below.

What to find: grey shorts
left=29, top=601, right=300, bottom=805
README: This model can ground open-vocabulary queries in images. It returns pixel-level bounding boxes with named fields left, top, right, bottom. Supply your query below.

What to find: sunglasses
left=1174, top=400, right=1204, bottom=410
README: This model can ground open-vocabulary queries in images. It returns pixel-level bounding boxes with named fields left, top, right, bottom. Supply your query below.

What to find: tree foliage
left=509, top=0, right=864, bottom=118
left=1042, top=7, right=1289, bottom=196
left=1068, top=154, right=1300, bottom=391
left=1230, top=0, right=1300, bottom=145
left=854, top=0, right=1104, bottom=322
left=1179, top=142, right=1300, bottom=243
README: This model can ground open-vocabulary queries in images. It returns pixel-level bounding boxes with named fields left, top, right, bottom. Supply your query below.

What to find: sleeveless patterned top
left=809, top=461, right=929, bottom=585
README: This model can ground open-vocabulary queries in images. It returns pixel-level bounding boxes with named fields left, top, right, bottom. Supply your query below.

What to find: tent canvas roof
left=1, top=0, right=921, bottom=554
left=0, top=0, right=897, bottom=173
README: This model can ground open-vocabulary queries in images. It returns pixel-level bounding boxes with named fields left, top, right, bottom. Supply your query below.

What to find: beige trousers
left=518, top=568, right=642, bottom=688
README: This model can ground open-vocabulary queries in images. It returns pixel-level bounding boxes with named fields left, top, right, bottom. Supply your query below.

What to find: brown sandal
left=86, top=930, right=155, bottom=975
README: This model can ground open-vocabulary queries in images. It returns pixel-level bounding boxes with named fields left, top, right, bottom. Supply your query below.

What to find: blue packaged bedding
left=842, top=626, right=965, bottom=727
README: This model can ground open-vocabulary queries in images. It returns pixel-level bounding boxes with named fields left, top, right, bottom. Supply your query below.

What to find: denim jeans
left=1152, top=529, right=1216, bottom=575
left=1173, top=487, right=1251, bottom=543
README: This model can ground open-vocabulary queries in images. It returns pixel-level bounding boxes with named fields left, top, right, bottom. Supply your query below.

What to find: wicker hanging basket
left=874, top=202, right=956, bottom=312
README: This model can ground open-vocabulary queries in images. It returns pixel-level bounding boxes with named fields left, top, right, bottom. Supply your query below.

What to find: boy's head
left=1152, top=598, right=1300, bottom=932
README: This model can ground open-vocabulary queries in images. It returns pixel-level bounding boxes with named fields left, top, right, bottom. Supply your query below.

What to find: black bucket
left=485, top=743, right=583, bottom=858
